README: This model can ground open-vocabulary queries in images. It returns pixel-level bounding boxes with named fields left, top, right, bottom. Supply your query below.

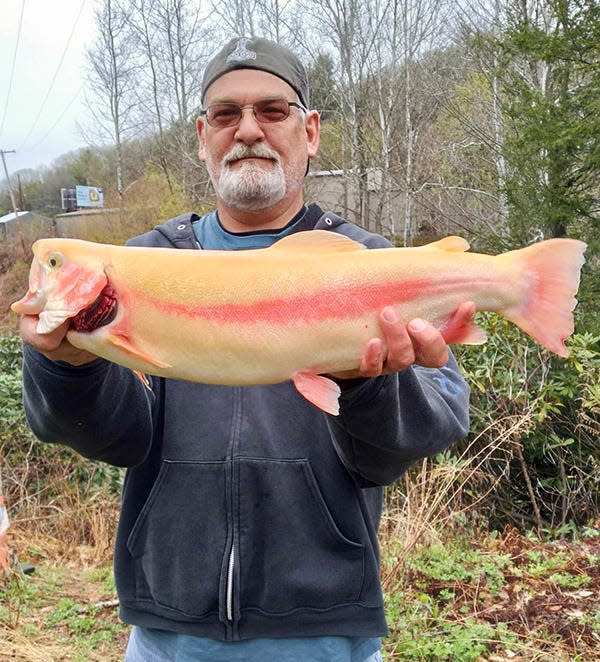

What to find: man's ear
left=196, top=116, right=207, bottom=162
left=305, top=110, right=320, bottom=158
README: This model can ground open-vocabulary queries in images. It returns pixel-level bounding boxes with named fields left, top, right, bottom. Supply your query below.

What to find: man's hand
left=331, top=302, right=476, bottom=380
left=19, top=315, right=97, bottom=366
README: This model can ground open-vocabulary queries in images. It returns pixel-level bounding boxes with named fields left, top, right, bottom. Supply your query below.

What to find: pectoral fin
left=292, top=371, right=341, bottom=416
left=439, top=306, right=487, bottom=345
left=108, top=333, right=171, bottom=369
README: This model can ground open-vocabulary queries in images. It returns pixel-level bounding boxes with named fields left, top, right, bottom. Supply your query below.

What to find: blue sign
left=75, top=185, right=104, bottom=208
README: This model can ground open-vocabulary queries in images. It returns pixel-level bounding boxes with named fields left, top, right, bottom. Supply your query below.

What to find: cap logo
left=226, top=38, right=257, bottom=63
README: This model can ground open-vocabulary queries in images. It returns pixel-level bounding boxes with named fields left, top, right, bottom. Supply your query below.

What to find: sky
left=0, top=0, right=97, bottom=176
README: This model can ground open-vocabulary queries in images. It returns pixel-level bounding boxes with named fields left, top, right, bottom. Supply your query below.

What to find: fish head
left=11, top=239, right=109, bottom=334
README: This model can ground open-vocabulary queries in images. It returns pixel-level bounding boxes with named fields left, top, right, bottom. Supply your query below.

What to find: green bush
left=454, top=316, right=600, bottom=532
left=0, top=334, right=28, bottom=439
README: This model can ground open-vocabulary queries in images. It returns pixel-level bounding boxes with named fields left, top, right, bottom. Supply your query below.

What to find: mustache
left=223, top=144, right=281, bottom=165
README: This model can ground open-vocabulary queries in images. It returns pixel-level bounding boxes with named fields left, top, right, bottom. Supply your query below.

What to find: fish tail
left=501, top=238, right=586, bottom=357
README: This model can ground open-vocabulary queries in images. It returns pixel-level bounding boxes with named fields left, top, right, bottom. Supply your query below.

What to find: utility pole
left=0, top=150, right=20, bottom=215
left=17, top=173, right=25, bottom=210
left=1, top=149, right=27, bottom=253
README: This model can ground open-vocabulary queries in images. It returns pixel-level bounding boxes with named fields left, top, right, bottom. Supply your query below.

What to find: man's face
left=197, top=69, right=320, bottom=213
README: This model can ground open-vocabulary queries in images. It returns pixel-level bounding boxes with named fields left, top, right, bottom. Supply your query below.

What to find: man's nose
left=234, top=108, right=266, bottom=143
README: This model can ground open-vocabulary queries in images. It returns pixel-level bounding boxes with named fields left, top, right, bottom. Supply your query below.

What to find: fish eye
left=47, top=253, right=64, bottom=269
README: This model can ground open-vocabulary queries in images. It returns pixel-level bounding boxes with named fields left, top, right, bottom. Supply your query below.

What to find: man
left=18, top=38, right=471, bottom=661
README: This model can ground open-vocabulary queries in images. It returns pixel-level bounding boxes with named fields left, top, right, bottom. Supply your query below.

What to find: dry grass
left=1, top=436, right=119, bottom=567
left=0, top=243, right=32, bottom=333
left=381, top=413, right=533, bottom=590
left=0, top=629, right=71, bottom=662
left=1, top=485, right=125, bottom=662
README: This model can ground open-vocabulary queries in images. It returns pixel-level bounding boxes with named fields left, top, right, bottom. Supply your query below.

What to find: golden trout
left=11, top=232, right=586, bottom=415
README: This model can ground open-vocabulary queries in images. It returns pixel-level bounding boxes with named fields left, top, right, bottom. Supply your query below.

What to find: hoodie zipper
left=226, top=545, right=235, bottom=621
left=224, top=387, right=243, bottom=628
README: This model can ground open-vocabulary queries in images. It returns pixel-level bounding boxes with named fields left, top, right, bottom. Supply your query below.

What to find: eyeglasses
left=200, top=98, right=306, bottom=128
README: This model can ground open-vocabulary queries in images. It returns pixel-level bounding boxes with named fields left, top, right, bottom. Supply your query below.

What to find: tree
left=211, top=0, right=261, bottom=36
left=211, top=0, right=301, bottom=42
left=150, top=0, right=211, bottom=198
left=306, top=53, right=340, bottom=121
left=454, top=0, right=511, bottom=233
left=85, top=0, right=140, bottom=196
left=429, top=71, right=510, bottom=246
left=300, top=0, right=407, bottom=227
left=128, top=0, right=175, bottom=192
left=495, top=0, right=600, bottom=243
left=300, top=0, right=459, bottom=238
left=364, top=0, right=464, bottom=241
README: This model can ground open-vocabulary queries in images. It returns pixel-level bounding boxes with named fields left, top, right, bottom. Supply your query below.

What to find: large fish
left=11, top=232, right=586, bottom=415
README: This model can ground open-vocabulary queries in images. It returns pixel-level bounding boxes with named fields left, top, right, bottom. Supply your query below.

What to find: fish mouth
left=70, top=283, right=118, bottom=332
left=11, top=258, right=45, bottom=315
left=11, top=289, right=47, bottom=315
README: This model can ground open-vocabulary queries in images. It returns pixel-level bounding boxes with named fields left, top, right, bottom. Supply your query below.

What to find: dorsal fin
left=269, top=230, right=367, bottom=253
left=419, top=236, right=470, bottom=252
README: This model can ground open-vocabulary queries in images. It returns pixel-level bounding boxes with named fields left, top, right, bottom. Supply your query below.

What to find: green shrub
left=0, top=334, right=28, bottom=438
left=454, top=316, right=600, bottom=532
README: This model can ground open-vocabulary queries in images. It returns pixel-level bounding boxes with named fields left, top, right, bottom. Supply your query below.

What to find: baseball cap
left=202, top=37, right=310, bottom=108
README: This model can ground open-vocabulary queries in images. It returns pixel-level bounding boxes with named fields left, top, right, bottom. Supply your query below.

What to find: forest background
left=1, top=0, right=599, bottom=659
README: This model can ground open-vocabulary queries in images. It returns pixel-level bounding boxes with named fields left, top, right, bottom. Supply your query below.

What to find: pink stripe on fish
left=138, top=277, right=473, bottom=324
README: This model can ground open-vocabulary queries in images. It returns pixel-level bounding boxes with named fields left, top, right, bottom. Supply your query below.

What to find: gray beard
left=216, top=160, right=287, bottom=211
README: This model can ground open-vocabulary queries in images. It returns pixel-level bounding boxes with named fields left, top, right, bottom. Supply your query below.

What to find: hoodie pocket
left=238, top=458, right=365, bottom=614
left=126, top=460, right=228, bottom=617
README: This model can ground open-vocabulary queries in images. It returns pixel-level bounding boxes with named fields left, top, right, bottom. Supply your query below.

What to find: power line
left=26, top=83, right=85, bottom=154
left=0, top=0, right=26, bottom=141
left=16, top=0, right=88, bottom=151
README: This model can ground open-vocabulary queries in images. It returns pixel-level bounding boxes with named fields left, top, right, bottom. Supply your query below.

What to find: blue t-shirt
left=192, top=208, right=308, bottom=250
left=126, top=208, right=382, bottom=661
